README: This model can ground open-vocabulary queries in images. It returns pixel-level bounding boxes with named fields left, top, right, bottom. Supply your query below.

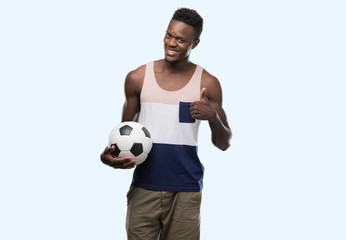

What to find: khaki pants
left=126, top=186, right=202, bottom=240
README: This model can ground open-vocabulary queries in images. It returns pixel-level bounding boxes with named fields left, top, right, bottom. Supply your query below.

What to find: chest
left=154, top=71, right=195, bottom=91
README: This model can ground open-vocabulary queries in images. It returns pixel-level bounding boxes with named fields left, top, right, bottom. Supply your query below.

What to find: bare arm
left=100, top=65, right=145, bottom=168
left=121, top=66, right=144, bottom=121
left=190, top=71, right=232, bottom=151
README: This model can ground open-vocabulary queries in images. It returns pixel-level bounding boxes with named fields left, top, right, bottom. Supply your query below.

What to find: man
left=100, top=8, right=232, bottom=240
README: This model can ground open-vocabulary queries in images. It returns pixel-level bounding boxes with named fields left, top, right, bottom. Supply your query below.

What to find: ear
left=192, top=39, right=200, bottom=49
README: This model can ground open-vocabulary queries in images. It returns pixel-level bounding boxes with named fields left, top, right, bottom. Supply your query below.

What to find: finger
left=190, top=102, right=198, bottom=111
left=190, top=100, right=202, bottom=109
left=100, top=146, right=115, bottom=163
left=200, top=88, right=206, bottom=99
left=112, top=156, right=132, bottom=164
left=112, top=158, right=136, bottom=169
left=104, top=145, right=115, bottom=154
left=200, top=88, right=209, bottom=102
left=190, top=103, right=195, bottom=111
left=122, top=160, right=137, bottom=169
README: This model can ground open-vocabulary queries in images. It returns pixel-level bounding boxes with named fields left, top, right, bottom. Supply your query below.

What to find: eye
left=178, top=38, right=184, bottom=43
left=166, top=33, right=172, bottom=39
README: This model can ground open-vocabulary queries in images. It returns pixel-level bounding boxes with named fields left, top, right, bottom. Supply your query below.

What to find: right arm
left=121, top=65, right=145, bottom=121
left=100, top=65, right=145, bottom=169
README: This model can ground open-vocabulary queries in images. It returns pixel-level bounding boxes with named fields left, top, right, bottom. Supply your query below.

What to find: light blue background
left=1, top=0, right=345, bottom=239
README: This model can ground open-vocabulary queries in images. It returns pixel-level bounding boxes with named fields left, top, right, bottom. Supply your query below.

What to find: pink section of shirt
left=140, top=61, right=203, bottom=105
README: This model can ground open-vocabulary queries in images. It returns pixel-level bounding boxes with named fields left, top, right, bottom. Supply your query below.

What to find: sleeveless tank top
left=131, top=61, right=204, bottom=192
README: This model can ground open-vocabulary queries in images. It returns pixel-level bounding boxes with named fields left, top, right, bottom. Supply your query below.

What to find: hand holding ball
left=108, top=121, right=153, bottom=165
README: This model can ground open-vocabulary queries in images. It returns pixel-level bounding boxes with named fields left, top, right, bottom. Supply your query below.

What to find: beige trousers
left=126, top=186, right=202, bottom=240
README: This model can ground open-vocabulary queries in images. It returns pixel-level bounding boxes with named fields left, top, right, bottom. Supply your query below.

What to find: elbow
left=221, top=143, right=231, bottom=151
left=211, top=128, right=232, bottom=151
left=212, top=139, right=231, bottom=151
left=219, top=142, right=231, bottom=151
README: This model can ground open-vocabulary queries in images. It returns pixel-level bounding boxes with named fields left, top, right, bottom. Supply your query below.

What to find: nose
left=168, top=38, right=177, bottom=47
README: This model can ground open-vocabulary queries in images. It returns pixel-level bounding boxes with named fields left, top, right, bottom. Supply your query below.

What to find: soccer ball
left=108, top=121, right=152, bottom=165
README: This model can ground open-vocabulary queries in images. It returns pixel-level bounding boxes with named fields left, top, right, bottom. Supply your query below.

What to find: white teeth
left=167, top=50, right=177, bottom=55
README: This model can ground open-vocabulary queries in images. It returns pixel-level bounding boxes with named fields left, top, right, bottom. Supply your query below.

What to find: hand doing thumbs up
left=190, top=87, right=216, bottom=121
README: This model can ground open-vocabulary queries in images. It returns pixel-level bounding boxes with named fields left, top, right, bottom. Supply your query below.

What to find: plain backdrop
left=1, top=0, right=345, bottom=239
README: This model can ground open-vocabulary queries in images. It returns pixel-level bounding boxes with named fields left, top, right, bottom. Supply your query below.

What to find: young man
left=100, top=8, right=232, bottom=240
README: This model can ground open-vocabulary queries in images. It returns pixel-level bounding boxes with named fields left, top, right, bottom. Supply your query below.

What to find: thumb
left=105, top=145, right=115, bottom=153
left=200, top=88, right=208, bottom=101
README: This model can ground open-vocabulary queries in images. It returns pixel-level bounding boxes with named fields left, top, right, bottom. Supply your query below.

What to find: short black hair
left=171, top=8, right=203, bottom=40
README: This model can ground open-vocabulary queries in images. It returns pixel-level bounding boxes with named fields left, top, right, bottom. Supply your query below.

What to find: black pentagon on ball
left=119, top=125, right=133, bottom=135
left=142, top=127, right=151, bottom=138
left=111, top=144, right=121, bottom=157
left=130, top=143, right=143, bottom=156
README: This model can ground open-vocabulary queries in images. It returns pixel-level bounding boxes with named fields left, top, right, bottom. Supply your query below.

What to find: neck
left=163, top=58, right=193, bottom=73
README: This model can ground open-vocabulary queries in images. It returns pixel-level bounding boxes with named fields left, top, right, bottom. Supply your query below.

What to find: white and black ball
left=108, top=121, right=152, bottom=165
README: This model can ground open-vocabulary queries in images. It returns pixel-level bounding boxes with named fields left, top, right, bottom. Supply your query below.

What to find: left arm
left=190, top=72, right=232, bottom=151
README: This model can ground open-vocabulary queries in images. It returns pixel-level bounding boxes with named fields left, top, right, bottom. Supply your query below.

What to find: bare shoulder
left=201, top=68, right=223, bottom=97
left=126, top=64, right=146, bottom=85
left=125, top=64, right=146, bottom=94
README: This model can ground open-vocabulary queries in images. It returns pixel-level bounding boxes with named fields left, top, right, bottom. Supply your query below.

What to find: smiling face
left=164, top=20, right=200, bottom=63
